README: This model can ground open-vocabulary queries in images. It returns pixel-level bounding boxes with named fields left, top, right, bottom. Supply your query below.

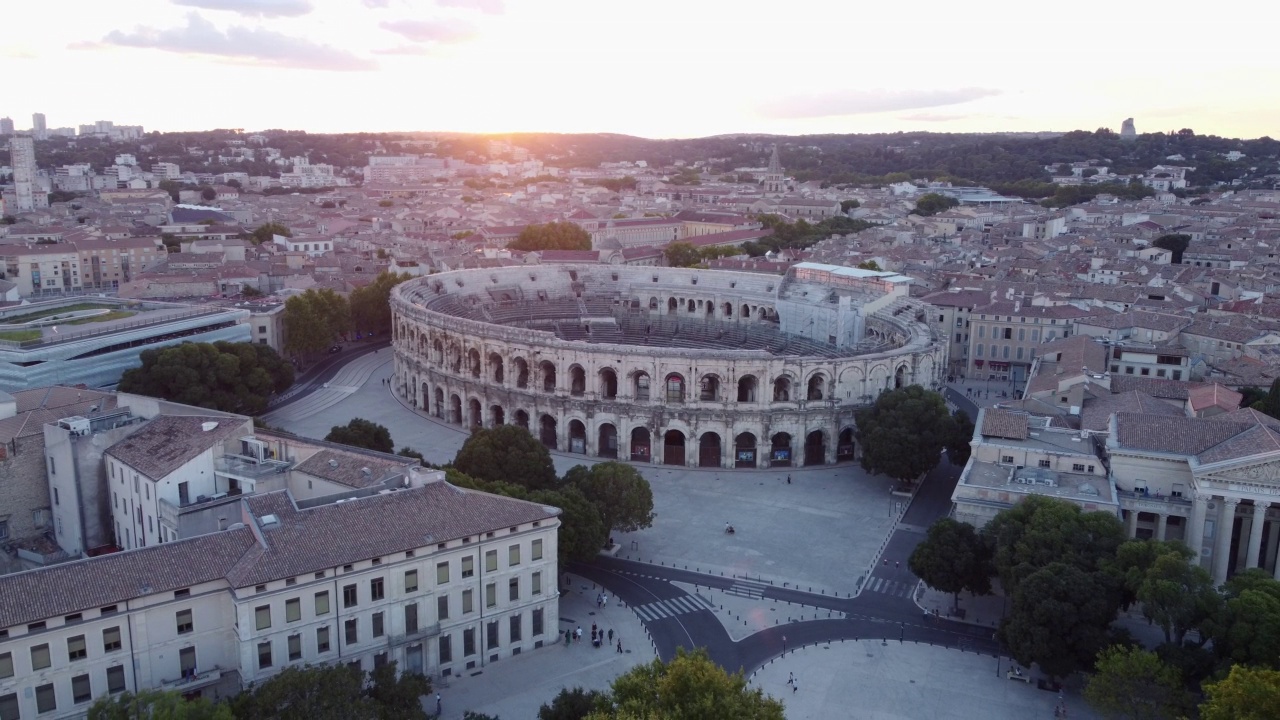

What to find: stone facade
left=390, top=264, right=946, bottom=469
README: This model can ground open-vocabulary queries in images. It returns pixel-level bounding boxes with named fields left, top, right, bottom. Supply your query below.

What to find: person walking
left=576, top=626, right=583, bottom=641
left=607, top=628, right=614, bottom=642
left=782, top=634, right=787, bottom=652
left=435, top=693, right=442, bottom=716
left=787, top=672, right=794, bottom=686
left=602, top=593, right=609, bottom=608
left=793, top=676, right=799, bottom=693
left=616, top=639, right=623, bottom=653
left=786, top=474, right=791, bottom=485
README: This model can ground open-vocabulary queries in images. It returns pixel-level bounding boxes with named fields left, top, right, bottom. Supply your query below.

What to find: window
left=461, top=556, right=474, bottom=578
left=286, top=598, right=301, bottom=623
left=463, top=628, right=476, bottom=656
left=180, top=647, right=196, bottom=678
left=374, top=652, right=388, bottom=669
left=370, top=577, right=385, bottom=601
left=1000, top=455, right=1014, bottom=464
left=173, top=589, right=189, bottom=599
left=1140, top=367, right=1150, bottom=376
left=0, top=694, right=17, bottom=720
left=439, top=635, right=452, bottom=664
left=510, top=614, right=522, bottom=643
left=462, top=589, right=474, bottom=614
left=36, top=683, right=56, bottom=714
left=343, top=584, right=358, bottom=608
left=32, top=643, right=51, bottom=670
left=1088, top=465, right=1095, bottom=473
left=317, top=626, right=331, bottom=653
left=344, top=618, right=358, bottom=645
left=507, top=577, right=518, bottom=602
left=532, top=572, right=542, bottom=596
left=1073, top=463, right=1086, bottom=472
left=258, top=641, right=272, bottom=669
left=532, top=539, right=543, bottom=560
left=976, top=344, right=984, bottom=358
left=177, top=609, right=193, bottom=634
left=485, top=550, right=498, bottom=572
left=405, top=569, right=419, bottom=593
left=437, top=595, right=450, bottom=621
left=508, top=544, right=520, bottom=566
left=1111, top=364, right=1120, bottom=373
left=255, top=605, right=272, bottom=631
left=1038, top=460, right=1051, bottom=469
left=1173, top=370, right=1182, bottom=380
left=0, top=652, right=11, bottom=679
left=978, top=326, right=985, bottom=339
left=486, top=583, right=497, bottom=608
left=1003, top=328, right=1012, bottom=340
left=372, top=612, right=384, bottom=638
left=107, top=665, right=126, bottom=694
left=436, top=562, right=450, bottom=584
left=532, top=608, right=544, bottom=637
left=288, top=634, right=302, bottom=661
left=405, top=603, right=418, bottom=635
left=1125, top=366, right=1134, bottom=375
left=68, top=634, right=87, bottom=661
left=487, top=621, right=499, bottom=650
left=72, top=674, right=92, bottom=704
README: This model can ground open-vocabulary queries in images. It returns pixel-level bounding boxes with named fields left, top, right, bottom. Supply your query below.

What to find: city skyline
left=4, top=1, right=1280, bottom=140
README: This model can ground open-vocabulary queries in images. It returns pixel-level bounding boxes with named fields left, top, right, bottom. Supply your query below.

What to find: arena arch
left=490, top=405, right=505, bottom=426
left=569, top=365, right=587, bottom=396
left=450, top=394, right=463, bottom=425
left=737, top=375, right=758, bottom=402
left=699, top=432, right=722, bottom=468
left=539, top=414, right=558, bottom=449
left=770, top=432, right=792, bottom=467
left=489, top=352, right=504, bottom=384
left=568, top=419, right=587, bottom=453
left=599, top=368, right=618, bottom=399
left=598, top=423, right=619, bottom=458
left=468, top=398, right=482, bottom=428
left=630, top=427, right=651, bottom=461
left=734, top=432, right=757, bottom=468
left=804, top=430, right=826, bottom=466
left=663, top=429, right=686, bottom=466
left=837, top=427, right=856, bottom=461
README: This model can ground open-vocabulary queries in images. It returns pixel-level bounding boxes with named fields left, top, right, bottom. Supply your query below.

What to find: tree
left=1133, top=547, right=1220, bottom=646
left=326, top=418, right=394, bottom=454
left=378, top=200, right=394, bottom=207
left=1200, top=665, right=1280, bottom=720
left=365, top=661, right=432, bottom=720
left=840, top=199, right=860, bottom=212
left=320, top=200, right=336, bottom=208
left=531, top=486, right=608, bottom=565
left=90, top=690, right=233, bottom=720
left=1202, top=569, right=1280, bottom=669
left=946, top=408, right=974, bottom=466
left=663, top=241, right=702, bottom=268
left=601, top=648, right=785, bottom=720
left=1152, top=233, right=1191, bottom=264
left=201, top=187, right=217, bottom=201
left=569, top=461, right=655, bottom=536
left=117, top=341, right=294, bottom=415
left=1249, top=377, right=1280, bottom=419
left=999, top=562, right=1117, bottom=679
left=908, top=518, right=993, bottom=610
left=983, top=495, right=1126, bottom=599
left=284, top=288, right=350, bottom=359
left=350, top=272, right=412, bottom=337
left=226, top=179, right=242, bottom=189
left=853, top=385, right=957, bottom=482
left=229, top=663, right=376, bottom=720
left=855, top=259, right=881, bottom=271
left=157, top=179, right=184, bottom=203
left=1083, top=645, right=1190, bottom=720
left=453, top=425, right=559, bottom=492
left=538, top=687, right=610, bottom=720
left=913, top=192, right=959, bottom=216
left=251, top=222, right=291, bottom=245
left=508, top=221, right=592, bottom=252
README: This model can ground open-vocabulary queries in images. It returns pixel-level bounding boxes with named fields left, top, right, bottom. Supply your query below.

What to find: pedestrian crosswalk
left=726, top=578, right=770, bottom=599
left=633, top=594, right=714, bottom=622
left=864, top=577, right=914, bottom=598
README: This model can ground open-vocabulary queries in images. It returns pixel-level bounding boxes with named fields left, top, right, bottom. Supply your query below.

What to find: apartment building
left=0, top=471, right=561, bottom=720
left=966, top=300, right=1097, bottom=383
left=920, top=288, right=990, bottom=378
left=0, top=238, right=164, bottom=296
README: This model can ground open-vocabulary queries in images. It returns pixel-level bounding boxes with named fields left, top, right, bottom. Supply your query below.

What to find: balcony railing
left=160, top=666, right=223, bottom=691
left=387, top=623, right=441, bottom=647
left=215, top=454, right=292, bottom=481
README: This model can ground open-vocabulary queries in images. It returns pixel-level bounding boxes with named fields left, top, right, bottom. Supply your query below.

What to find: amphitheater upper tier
left=391, top=262, right=947, bottom=468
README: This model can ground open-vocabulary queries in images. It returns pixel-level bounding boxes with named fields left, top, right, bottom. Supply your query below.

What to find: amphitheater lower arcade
left=389, top=264, right=947, bottom=469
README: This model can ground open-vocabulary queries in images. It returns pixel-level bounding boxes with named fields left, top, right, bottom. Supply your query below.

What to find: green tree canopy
left=325, top=418, right=394, bottom=454
left=453, top=425, right=559, bottom=492
left=855, top=259, right=881, bottom=271
left=999, top=562, right=1118, bottom=679
left=201, top=187, right=217, bottom=201
left=251, top=222, right=292, bottom=245
left=538, top=687, right=611, bottom=720
left=598, top=648, right=785, bottom=720
left=117, top=341, right=294, bottom=415
left=983, top=495, right=1126, bottom=599
left=569, top=461, right=655, bottom=536
left=840, top=199, right=860, bottom=212
left=531, top=485, right=608, bottom=565
left=350, top=271, right=412, bottom=337
left=908, top=518, right=993, bottom=610
left=1203, top=569, right=1280, bottom=669
left=90, top=690, right=233, bottom=720
left=1152, top=233, right=1191, bottom=264
left=853, top=385, right=957, bottom=481
left=508, top=221, right=592, bottom=252
left=1083, top=645, right=1191, bottom=720
left=1248, top=377, right=1280, bottom=419
left=663, top=241, right=702, bottom=268
left=946, top=408, right=975, bottom=466
left=1131, top=545, right=1220, bottom=646
left=284, top=288, right=350, bottom=359
left=1200, top=665, right=1280, bottom=720
left=913, top=192, right=959, bottom=216
left=228, top=661, right=429, bottom=720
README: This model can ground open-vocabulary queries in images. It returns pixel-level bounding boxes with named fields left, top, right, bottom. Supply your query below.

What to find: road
left=267, top=340, right=390, bottom=411
left=572, top=453, right=992, bottom=675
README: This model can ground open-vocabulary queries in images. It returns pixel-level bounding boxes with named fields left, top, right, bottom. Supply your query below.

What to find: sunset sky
left=5, top=0, right=1278, bottom=139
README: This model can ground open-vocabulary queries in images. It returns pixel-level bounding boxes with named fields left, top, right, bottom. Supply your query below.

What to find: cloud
left=100, top=13, right=376, bottom=71
left=362, top=0, right=391, bottom=7
left=758, top=87, right=1002, bottom=119
left=380, top=18, right=476, bottom=44
left=438, top=0, right=504, bottom=14
left=898, top=112, right=969, bottom=123
left=172, top=0, right=314, bottom=17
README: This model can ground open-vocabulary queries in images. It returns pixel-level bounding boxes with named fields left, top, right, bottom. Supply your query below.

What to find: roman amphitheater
left=390, top=262, right=947, bottom=469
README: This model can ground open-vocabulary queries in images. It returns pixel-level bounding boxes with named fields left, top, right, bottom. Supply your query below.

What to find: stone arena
left=389, top=262, right=946, bottom=469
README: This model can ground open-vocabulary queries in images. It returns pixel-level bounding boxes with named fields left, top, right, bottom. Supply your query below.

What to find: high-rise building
left=763, top=144, right=785, bottom=195
left=10, top=135, right=36, bottom=211
left=31, top=112, right=47, bottom=141
left=0, top=117, right=14, bottom=135
left=1120, top=117, right=1137, bottom=141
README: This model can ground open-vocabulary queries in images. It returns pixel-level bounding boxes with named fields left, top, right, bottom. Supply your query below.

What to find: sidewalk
left=430, top=573, right=655, bottom=719
left=915, top=581, right=1009, bottom=631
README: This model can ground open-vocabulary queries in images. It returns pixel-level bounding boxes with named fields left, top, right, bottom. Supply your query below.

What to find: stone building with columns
left=954, top=403, right=1280, bottom=584
left=389, top=263, right=946, bottom=469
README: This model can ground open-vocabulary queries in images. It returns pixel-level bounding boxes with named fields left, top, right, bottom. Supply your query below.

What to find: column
left=1247, top=502, right=1269, bottom=569
left=1126, top=508, right=1140, bottom=538
left=1213, top=498, right=1240, bottom=585
left=1187, top=493, right=1208, bottom=565
left=1156, top=513, right=1169, bottom=541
